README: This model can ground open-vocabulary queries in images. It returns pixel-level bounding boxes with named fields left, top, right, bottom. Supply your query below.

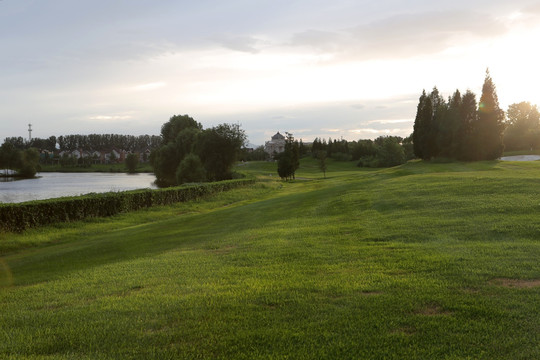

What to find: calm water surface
left=500, top=155, right=540, bottom=161
left=0, top=172, right=157, bottom=203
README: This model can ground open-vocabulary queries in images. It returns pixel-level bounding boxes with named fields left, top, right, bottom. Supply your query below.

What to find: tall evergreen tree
left=476, top=70, right=505, bottom=160
left=437, top=90, right=461, bottom=158
left=457, top=90, right=478, bottom=160
left=276, top=133, right=300, bottom=180
left=412, top=87, right=446, bottom=160
left=413, top=90, right=432, bottom=160
left=428, top=87, right=447, bottom=158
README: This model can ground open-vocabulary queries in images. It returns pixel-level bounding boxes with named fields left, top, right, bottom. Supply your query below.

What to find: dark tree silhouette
left=474, top=70, right=505, bottom=160
left=413, top=71, right=504, bottom=162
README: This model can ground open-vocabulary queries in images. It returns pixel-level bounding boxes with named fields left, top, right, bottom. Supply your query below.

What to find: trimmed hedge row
left=0, top=178, right=255, bottom=233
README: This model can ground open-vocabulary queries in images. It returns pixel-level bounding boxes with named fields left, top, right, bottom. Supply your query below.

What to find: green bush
left=330, top=152, right=352, bottom=161
left=0, top=178, right=255, bottom=233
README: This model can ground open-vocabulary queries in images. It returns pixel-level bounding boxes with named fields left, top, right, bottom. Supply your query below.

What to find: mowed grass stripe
left=0, top=160, right=539, bottom=359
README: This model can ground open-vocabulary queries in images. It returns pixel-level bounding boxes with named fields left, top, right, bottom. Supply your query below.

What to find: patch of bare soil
left=490, top=278, right=540, bottom=289
left=415, top=304, right=452, bottom=316
left=205, top=245, right=238, bottom=254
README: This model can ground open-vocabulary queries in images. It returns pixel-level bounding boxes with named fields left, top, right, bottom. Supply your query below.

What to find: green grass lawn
left=1, top=159, right=539, bottom=359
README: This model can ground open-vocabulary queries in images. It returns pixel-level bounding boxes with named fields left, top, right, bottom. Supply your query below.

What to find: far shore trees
left=151, top=114, right=246, bottom=187
left=125, top=153, right=139, bottom=173
left=412, top=70, right=504, bottom=161
left=3, top=134, right=161, bottom=153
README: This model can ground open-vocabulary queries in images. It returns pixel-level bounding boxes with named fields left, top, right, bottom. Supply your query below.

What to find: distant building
left=264, top=132, right=286, bottom=156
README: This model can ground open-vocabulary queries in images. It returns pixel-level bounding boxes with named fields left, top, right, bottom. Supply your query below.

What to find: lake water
left=0, top=172, right=157, bottom=204
left=500, top=155, right=540, bottom=161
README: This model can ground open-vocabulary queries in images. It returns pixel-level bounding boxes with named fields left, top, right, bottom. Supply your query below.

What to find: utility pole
left=28, top=124, right=32, bottom=142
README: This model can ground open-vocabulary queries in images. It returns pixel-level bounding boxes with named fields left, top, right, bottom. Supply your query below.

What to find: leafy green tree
left=413, top=90, right=433, bottom=160
left=151, top=115, right=203, bottom=187
left=176, top=153, right=206, bottom=184
left=152, top=117, right=245, bottom=186
left=401, top=134, right=415, bottom=160
left=0, top=142, right=20, bottom=172
left=197, top=123, right=246, bottom=181
left=299, top=139, right=307, bottom=157
left=504, top=102, right=540, bottom=151
left=437, top=90, right=462, bottom=158
left=351, top=139, right=377, bottom=161
left=428, top=87, right=447, bottom=158
left=457, top=90, right=478, bottom=161
left=288, top=133, right=300, bottom=179
left=316, top=150, right=327, bottom=178
left=160, top=114, right=202, bottom=144
left=125, top=153, right=139, bottom=173
left=277, top=152, right=294, bottom=180
left=276, top=133, right=300, bottom=180
left=151, top=142, right=181, bottom=187
left=378, top=137, right=406, bottom=167
left=239, top=145, right=268, bottom=161
left=475, top=70, right=505, bottom=160
left=109, top=150, right=117, bottom=164
left=18, top=148, right=40, bottom=178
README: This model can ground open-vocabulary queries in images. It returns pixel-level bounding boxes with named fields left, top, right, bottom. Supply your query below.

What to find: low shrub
left=0, top=178, right=255, bottom=233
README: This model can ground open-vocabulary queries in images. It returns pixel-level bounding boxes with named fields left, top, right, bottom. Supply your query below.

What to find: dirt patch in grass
left=360, top=291, right=382, bottom=296
left=415, top=304, right=452, bottom=316
left=490, top=278, right=540, bottom=289
left=205, top=245, right=238, bottom=254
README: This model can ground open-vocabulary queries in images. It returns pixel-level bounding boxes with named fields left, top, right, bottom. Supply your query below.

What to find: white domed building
left=264, top=132, right=286, bottom=156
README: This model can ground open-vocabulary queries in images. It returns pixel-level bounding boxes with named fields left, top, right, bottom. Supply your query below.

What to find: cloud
left=289, top=30, right=344, bottom=52
left=88, top=115, right=133, bottom=121
left=348, top=128, right=407, bottom=138
left=132, top=82, right=167, bottom=91
left=212, top=35, right=262, bottom=54
left=288, top=10, right=509, bottom=60
left=367, top=119, right=413, bottom=125
left=351, top=104, right=365, bottom=110
left=350, top=128, right=382, bottom=134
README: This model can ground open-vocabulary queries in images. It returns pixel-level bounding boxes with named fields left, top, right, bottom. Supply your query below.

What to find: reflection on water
left=0, top=177, right=16, bottom=183
left=500, top=155, right=540, bottom=161
left=0, top=172, right=157, bottom=204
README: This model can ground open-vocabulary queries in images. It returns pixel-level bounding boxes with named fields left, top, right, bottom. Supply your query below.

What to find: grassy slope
left=1, top=159, right=539, bottom=359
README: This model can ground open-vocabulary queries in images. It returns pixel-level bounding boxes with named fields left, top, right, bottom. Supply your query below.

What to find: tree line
left=274, top=133, right=414, bottom=180
left=3, top=134, right=162, bottom=152
left=503, top=101, right=540, bottom=151
left=413, top=70, right=505, bottom=161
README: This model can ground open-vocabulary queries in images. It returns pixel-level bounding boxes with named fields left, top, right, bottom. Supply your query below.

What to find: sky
left=2, top=0, right=540, bottom=146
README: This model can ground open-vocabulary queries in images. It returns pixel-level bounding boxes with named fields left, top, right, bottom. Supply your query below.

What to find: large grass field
left=1, top=158, right=539, bottom=359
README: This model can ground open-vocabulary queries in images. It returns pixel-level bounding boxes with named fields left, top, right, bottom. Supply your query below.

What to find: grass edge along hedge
left=0, top=177, right=255, bottom=233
